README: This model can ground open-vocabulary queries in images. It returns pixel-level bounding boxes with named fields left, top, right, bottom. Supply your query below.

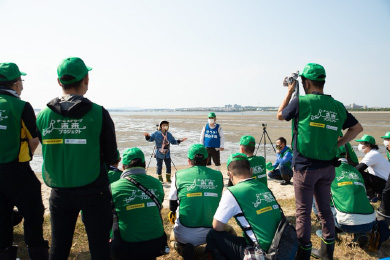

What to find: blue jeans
left=156, top=157, right=171, bottom=175
left=335, top=219, right=375, bottom=234
left=268, top=164, right=293, bottom=179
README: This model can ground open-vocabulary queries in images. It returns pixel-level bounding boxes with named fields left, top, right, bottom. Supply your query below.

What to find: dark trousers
left=49, top=186, right=112, bottom=260
left=379, top=176, right=390, bottom=216
left=111, top=232, right=167, bottom=260
left=0, top=162, right=45, bottom=249
left=156, top=157, right=171, bottom=175
left=293, top=165, right=335, bottom=245
left=206, top=147, right=221, bottom=166
left=361, top=171, right=387, bottom=195
left=206, top=229, right=246, bottom=260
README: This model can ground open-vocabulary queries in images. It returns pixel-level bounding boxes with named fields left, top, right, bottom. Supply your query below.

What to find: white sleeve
left=213, top=190, right=241, bottom=224
left=168, top=175, right=178, bottom=200
left=361, top=152, right=375, bottom=167
left=218, top=126, right=224, bottom=148
left=200, top=126, right=206, bottom=145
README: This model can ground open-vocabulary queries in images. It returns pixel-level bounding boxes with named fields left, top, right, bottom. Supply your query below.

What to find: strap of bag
left=124, top=176, right=162, bottom=211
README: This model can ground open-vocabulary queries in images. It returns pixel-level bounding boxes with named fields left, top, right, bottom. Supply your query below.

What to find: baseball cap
left=355, top=134, right=376, bottom=145
left=227, top=153, right=248, bottom=170
left=57, top=57, right=92, bottom=84
left=240, top=135, right=256, bottom=147
left=336, top=145, right=347, bottom=158
left=187, top=144, right=208, bottom=161
left=208, top=112, right=216, bottom=118
left=299, top=63, right=326, bottom=81
left=0, top=63, right=26, bottom=82
left=122, top=148, right=145, bottom=165
left=381, top=132, right=390, bottom=139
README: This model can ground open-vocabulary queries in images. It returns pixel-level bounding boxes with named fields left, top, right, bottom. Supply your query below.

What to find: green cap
left=0, top=63, right=26, bottom=82
left=57, top=57, right=92, bottom=84
left=122, top=148, right=145, bottom=165
left=381, top=132, right=390, bottom=139
left=240, top=135, right=256, bottom=147
left=336, top=145, right=347, bottom=158
left=227, top=153, right=248, bottom=170
left=299, top=63, right=326, bottom=81
left=266, top=162, right=275, bottom=171
left=208, top=112, right=216, bottom=118
left=355, top=134, right=376, bottom=145
left=187, top=144, right=208, bottom=161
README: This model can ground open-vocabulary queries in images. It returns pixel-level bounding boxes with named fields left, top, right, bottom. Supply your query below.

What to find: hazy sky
left=1, top=0, right=389, bottom=109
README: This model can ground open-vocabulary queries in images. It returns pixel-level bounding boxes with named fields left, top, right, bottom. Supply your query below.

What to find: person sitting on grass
left=267, top=137, right=293, bottom=185
left=110, top=148, right=167, bottom=260
left=206, top=153, right=291, bottom=260
left=312, top=146, right=375, bottom=255
left=168, top=144, right=223, bottom=260
left=228, top=135, right=266, bottom=187
left=107, top=149, right=122, bottom=184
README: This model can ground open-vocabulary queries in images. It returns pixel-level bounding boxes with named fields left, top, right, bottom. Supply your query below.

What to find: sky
left=1, top=0, right=389, bottom=109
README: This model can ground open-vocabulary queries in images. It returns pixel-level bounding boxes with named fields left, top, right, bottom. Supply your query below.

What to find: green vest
left=36, top=103, right=102, bottom=188
left=345, top=143, right=359, bottom=165
left=387, top=150, right=390, bottom=162
left=280, top=147, right=293, bottom=170
left=228, top=179, right=281, bottom=252
left=295, top=94, right=347, bottom=160
left=331, top=162, right=374, bottom=214
left=176, top=166, right=223, bottom=228
left=108, top=168, right=122, bottom=184
left=111, top=172, right=164, bottom=242
left=248, top=156, right=267, bottom=186
left=0, top=94, right=26, bottom=163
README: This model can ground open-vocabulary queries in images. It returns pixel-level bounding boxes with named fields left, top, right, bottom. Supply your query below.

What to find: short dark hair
left=60, top=75, right=84, bottom=90
left=277, top=137, right=287, bottom=145
left=123, top=158, right=146, bottom=169
left=228, top=160, right=251, bottom=177
left=189, top=159, right=207, bottom=166
left=363, top=142, right=379, bottom=150
left=241, top=145, right=255, bottom=154
left=307, top=78, right=325, bottom=89
left=0, top=77, right=19, bottom=88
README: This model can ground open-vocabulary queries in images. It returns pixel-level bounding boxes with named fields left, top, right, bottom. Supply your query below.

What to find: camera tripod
left=254, top=124, right=276, bottom=162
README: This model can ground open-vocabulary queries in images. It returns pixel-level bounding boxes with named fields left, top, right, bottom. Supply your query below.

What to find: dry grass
left=13, top=199, right=390, bottom=259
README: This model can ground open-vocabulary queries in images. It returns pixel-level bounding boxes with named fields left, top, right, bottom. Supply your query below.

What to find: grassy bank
left=13, top=198, right=390, bottom=259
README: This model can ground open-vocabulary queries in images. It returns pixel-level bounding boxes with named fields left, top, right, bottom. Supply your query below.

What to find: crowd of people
left=1, top=59, right=390, bottom=260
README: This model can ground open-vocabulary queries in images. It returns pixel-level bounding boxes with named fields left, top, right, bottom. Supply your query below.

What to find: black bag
left=265, top=214, right=298, bottom=260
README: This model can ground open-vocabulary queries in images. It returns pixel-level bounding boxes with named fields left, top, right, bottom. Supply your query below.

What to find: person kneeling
left=206, top=153, right=289, bottom=260
left=110, top=148, right=167, bottom=260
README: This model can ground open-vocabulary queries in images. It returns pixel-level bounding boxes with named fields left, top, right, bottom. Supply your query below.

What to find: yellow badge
left=187, top=192, right=202, bottom=197
left=43, top=139, right=63, bottom=144
left=309, top=122, right=325, bottom=128
left=126, top=203, right=145, bottom=210
left=256, top=206, right=272, bottom=215
left=338, top=181, right=353, bottom=186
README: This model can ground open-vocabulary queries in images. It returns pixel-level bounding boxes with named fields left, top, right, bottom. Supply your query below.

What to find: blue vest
left=204, top=124, right=220, bottom=148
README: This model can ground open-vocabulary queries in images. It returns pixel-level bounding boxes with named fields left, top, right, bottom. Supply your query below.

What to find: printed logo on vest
left=252, top=192, right=275, bottom=208
left=309, top=122, right=325, bottom=128
left=43, top=139, right=63, bottom=144
left=147, top=202, right=156, bottom=207
left=124, top=189, right=158, bottom=203
left=326, top=125, right=338, bottom=131
left=204, top=192, right=218, bottom=197
left=42, top=119, right=87, bottom=136
left=336, top=171, right=361, bottom=182
left=338, top=181, right=353, bottom=186
left=311, top=109, right=339, bottom=123
left=252, top=165, right=264, bottom=175
left=186, top=179, right=218, bottom=191
left=0, top=125, right=6, bottom=130
left=0, top=110, right=8, bottom=121
left=65, top=139, right=87, bottom=144
left=126, top=203, right=145, bottom=210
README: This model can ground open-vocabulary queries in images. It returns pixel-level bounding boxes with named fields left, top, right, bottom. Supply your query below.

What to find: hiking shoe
left=158, top=175, right=164, bottom=182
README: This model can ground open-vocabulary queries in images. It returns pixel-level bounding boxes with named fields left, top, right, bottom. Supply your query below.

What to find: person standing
left=0, top=63, right=48, bottom=259
left=110, top=148, right=167, bottom=260
left=36, top=57, right=118, bottom=260
left=200, top=112, right=225, bottom=171
left=168, top=144, right=223, bottom=260
left=267, top=137, right=293, bottom=185
left=144, top=120, right=187, bottom=183
left=277, top=63, right=363, bottom=259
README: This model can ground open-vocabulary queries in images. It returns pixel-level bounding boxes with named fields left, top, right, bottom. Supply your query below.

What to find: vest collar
left=121, top=167, right=146, bottom=178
